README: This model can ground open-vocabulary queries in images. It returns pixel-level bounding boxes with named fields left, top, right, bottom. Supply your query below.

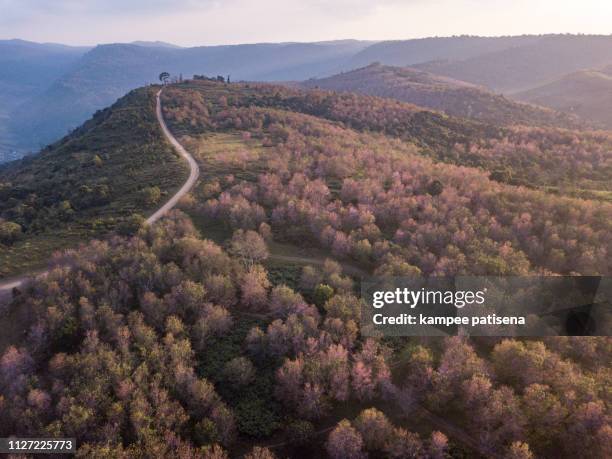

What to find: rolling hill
left=163, top=80, right=612, bottom=201
left=343, top=35, right=540, bottom=69
left=512, top=70, right=612, bottom=128
left=303, top=63, right=580, bottom=128
left=160, top=79, right=611, bottom=275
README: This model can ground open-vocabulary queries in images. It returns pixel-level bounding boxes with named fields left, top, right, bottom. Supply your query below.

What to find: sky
left=1, top=0, right=611, bottom=46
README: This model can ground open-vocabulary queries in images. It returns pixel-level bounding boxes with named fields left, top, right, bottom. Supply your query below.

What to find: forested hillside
left=166, top=81, right=612, bottom=201
left=1, top=79, right=609, bottom=458
left=0, top=87, right=188, bottom=277
left=161, top=81, right=611, bottom=276
left=303, top=63, right=581, bottom=128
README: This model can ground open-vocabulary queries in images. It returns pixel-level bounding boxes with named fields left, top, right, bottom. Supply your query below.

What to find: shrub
left=286, top=420, right=315, bottom=447
left=139, top=186, right=162, bottom=206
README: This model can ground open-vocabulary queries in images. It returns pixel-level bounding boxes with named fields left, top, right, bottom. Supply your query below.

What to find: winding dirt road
left=146, top=89, right=199, bottom=224
left=0, top=88, right=199, bottom=298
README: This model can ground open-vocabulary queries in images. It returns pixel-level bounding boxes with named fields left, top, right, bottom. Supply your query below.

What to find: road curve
left=146, top=89, right=199, bottom=224
left=0, top=88, right=199, bottom=297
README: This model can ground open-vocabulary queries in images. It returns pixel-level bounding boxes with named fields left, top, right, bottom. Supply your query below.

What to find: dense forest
left=0, top=80, right=610, bottom=458
left=2, top=211, right=609, bottom=458
left=0, top=88, right=188, bottom=277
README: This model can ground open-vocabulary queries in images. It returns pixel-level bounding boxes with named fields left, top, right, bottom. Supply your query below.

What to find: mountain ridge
left=4, top=34, right=612, bottom=162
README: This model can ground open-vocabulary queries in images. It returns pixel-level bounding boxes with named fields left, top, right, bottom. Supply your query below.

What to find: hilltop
left=303, top=63, right=580, bottom=128
left=6, top=40, right=371, bottom=155
left=513, top=69, right=612, bottom=128
left=0, top=87, right=188, bottom=277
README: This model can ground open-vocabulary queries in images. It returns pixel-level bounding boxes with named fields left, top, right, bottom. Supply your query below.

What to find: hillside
left=0, top=87, right=188, bottom=277
left=513, top=70, right=612, bottom=128
left=177, top=81, right=611, bottom=200
left=415, top=34, right=612, bottom=92
left=6, top=40, right=372, bottom=156
left=303, top=64, right=580, bottom=128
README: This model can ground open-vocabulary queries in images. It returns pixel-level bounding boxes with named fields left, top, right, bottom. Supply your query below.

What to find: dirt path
left=0, top=88, right=199, bottom=297
left=146, top=89, right=199, bottom=224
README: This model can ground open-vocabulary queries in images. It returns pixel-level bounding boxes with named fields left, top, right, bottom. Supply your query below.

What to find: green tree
left=313, top=284, right=334, bottom=307
left=159, top=72, right=170, bottom=84
left=0, top=220, right=22, bottom=245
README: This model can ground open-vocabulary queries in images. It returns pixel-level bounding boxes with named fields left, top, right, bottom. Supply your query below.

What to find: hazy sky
left=1, top=0, right=611, bottom=46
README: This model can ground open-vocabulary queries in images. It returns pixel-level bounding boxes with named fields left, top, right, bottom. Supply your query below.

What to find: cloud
left=0, top=0, right=414, bottom=43
left=309, top=0, right=410, bottom=18
left=0, top=0, right=609, bottom=46
left=0, top=0, right=219, bottom=25
left=1, top=0, right=406, bottom=24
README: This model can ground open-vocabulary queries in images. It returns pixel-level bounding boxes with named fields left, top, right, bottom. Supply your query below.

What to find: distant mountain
left=414, top=35, right=612, bottom=92
left=303, top=63, right=581, bottom=128
left=0, top=39, right=89, bottom=107
left=344, top=35, right=540, bottom=69
left=0, top=40, right=89, bottom=158
left=4, top=34, right=612, bottom=163
left=6, top=40, right=372, bottom=156
left=513, top=69, right=612, bottom=128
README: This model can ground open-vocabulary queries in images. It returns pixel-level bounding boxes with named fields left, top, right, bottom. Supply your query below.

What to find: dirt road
left=146, top=89, right=199, bottom=224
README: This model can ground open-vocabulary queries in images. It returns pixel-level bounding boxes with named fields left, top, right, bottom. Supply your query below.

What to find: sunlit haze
left=1, top=0, right=611, bottom=46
